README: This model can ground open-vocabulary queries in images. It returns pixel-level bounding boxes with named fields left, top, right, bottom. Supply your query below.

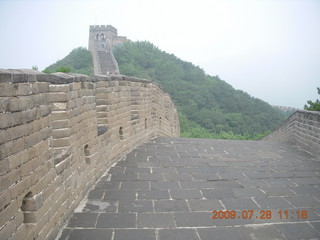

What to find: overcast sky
left=0, top=0, right=319, bottom=108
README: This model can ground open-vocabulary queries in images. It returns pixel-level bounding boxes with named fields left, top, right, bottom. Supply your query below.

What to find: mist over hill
left=45, top=42, right=286, bottom=139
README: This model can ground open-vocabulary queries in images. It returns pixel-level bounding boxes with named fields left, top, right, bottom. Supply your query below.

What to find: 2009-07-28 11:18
left=211, top=210, right=308, bottom=220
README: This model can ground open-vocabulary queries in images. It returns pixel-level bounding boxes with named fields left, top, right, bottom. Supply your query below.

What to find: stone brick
left=17, top=83, right=32, bottom=95
left=51, top=138, right=71, bottom=148
left=25, top=128, right=50, bottom=149
left=51, top=111, right=69, bottom=121
left=12, top=73, right=36, bottom=83
left=48, top=92, right=69, bottom=102
left=52, top=120, right=70, bottom=129
left=0, top=219, right=17, bottom=240
left=0, top=83, right=16, bottom=97
left=159, top=229, right=199, bottom=240
left=37, top=82, right=50, bottom=93
left=52, top=129, right=71, bottom=138
left=49, top=84, right=70, bottom=93
left=115, top=229, right=155, bottom=240
left=10, top=224, right=27, bottom=240
left=5, top=124, right=30, bottom=141
left=0, top=112, right=23, bottom=129
left=0, top=71, right=12, bottom=83
left=137, top=213, right=175, bottom=228
left=22, top=108, right=38, bottom=123
left=36, top=105, right=51, bottom=118
left=202, top=229, right=239, bottom=240
left=8, top=96, right=32, bottom=112
left=0, top=200, right=19, bottom=228
left=0, top=189, right=11, bottom=210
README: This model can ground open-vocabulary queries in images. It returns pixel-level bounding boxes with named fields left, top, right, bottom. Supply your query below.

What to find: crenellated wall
left=0, top=69, right=179, bottom=240
left=262, top=110, right=320, bottom=156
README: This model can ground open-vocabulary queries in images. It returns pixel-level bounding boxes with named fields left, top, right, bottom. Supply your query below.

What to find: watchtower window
left=145, top=118, right=148, bottom=129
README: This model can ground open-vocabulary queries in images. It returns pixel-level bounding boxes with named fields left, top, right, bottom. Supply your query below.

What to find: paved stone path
left=58, top=137, right=320, bottom=240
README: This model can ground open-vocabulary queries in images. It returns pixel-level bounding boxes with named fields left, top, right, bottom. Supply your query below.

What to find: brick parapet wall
left=0, top=69, right=180, bottom=240
left=262, top=110, right=320, bottom=156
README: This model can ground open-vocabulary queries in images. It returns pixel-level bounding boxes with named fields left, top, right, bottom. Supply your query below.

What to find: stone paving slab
left=57, top=137, right=320, bottom=240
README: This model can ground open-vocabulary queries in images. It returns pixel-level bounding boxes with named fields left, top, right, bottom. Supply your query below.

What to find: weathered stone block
left=6, top=124, right=30, bottom=142
left=0, top=189, right=11, bottom=210
left=0, top=70, right=12, bottom=83
left=0, top=200, right=18, bottom=227
left=8, top=97, right=32, bottom=112
left=24, top=128, right=50, bottom=149
left=52, top=128, right=71, bottom=139
left=17, top=83, right=32, bottom=95
left=12, top=73, right=36, bottom=83
left=10, top=175, right=33, bottom=199
left=22, top=108, right=37, bottom=123
left=51, top=111, right=69, bottom=121
left=49, top=84, right=70, bottom=93
left=48, top=93, right=69, bottom=102
left=10, top=224, right=27, bottom=240
left=52, top=119, right=70, bottom=129
left=6, top=137, right=25, bottom=156
left=51, top=138, right=71, bottom=148
left=0, top=218, right=16, bottom=240
left=37, top=82, right=50, bottom=93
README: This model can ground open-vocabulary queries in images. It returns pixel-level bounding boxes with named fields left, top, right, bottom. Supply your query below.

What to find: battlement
left=263, top=110, right=320, bottom=156
left=89, top=25, right=117, bottom=35
left=0, top=69, right=179, bottom=240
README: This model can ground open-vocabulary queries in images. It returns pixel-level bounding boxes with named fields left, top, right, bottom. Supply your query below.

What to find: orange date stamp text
left=211, top=210, right=308, bottom=220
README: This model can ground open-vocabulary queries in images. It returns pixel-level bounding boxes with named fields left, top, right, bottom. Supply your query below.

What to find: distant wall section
left=263, top=110, right=320, bottom=156
left=88, top=25, right=129, bottom=75
left=0, top=69, right=179, bottom=240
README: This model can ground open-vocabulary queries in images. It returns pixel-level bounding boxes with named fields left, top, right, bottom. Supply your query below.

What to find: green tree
left=304, top=87, right=320, bottom=111
left=56, top=66, right=71, bottom=73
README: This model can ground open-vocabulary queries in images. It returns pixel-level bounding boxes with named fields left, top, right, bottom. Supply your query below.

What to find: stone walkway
left=58, top=137, right=320, bottom=240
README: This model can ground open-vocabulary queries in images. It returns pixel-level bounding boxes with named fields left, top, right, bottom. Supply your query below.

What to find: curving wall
left=0, top=69, right=179, bottom=240
left=262, top=110, right=320, bottom=156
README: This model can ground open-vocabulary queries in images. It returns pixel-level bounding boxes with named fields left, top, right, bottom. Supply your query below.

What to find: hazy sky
left=0, top=0, right=319, bottom=108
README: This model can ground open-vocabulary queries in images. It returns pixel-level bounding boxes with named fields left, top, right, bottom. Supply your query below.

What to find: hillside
left=113, top=41, right=285, bottom=139
left=44, top=43, right=285, bottom=139
left=44, top=47, right=93, bottom=75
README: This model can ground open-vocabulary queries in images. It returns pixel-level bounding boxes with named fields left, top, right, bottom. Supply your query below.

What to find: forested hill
left=44, top=47, right=93, bottom=75
left=44, top=43, right=286, bottom=139
left=113, top=41, right=285, bottom=139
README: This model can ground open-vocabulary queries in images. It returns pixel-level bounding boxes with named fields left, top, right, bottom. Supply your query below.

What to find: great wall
left=0, top=25, right=319, bottom=240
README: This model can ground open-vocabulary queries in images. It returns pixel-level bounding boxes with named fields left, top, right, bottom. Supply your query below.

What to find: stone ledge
left=0, top=70, right=155, bottom=85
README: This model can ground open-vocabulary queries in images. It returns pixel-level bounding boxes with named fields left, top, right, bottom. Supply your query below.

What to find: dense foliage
left=113, top=41, right=285, bottom=139
left=44, top=47, right=93, bottom=75
left=304, top=87, right=320, bottom=111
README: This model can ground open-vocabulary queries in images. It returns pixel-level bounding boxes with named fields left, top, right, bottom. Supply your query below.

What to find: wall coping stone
left=0, top=70, right=152, bottom=85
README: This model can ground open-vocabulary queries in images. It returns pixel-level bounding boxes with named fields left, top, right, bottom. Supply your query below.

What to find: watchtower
left=88, top=25, right=128, bottom=75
